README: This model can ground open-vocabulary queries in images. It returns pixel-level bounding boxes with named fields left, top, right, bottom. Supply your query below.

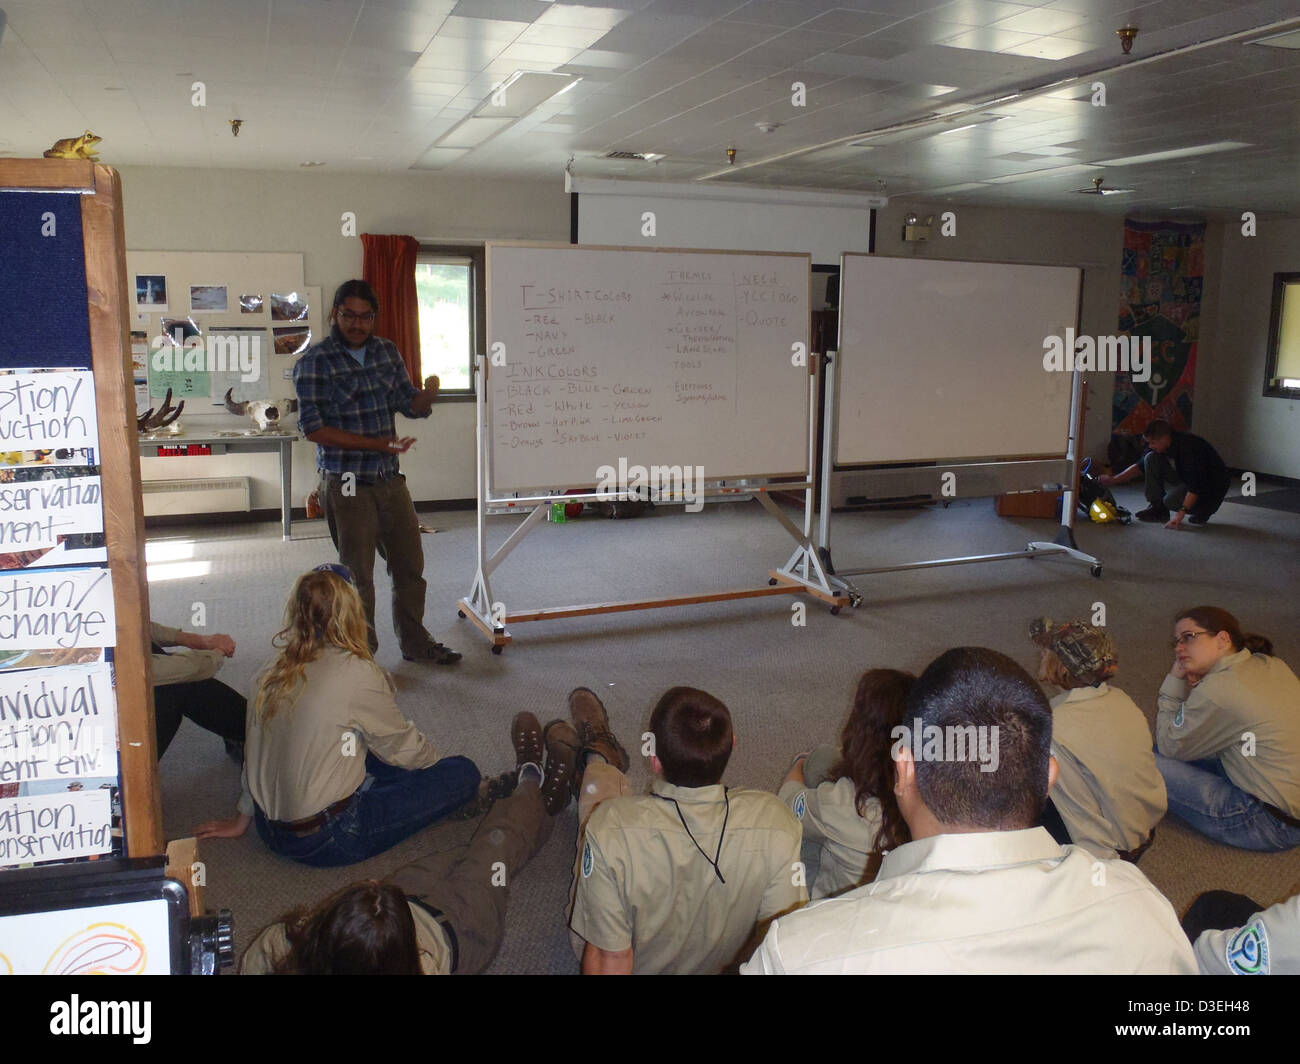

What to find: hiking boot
left=402, top=641, right=462, bottom=664
left=540, top=720, right=579, bottom=815
left=1187, top=513, right=1209, bottom=526
left=568, top=686, right=630, bottom=777
left=1135, top=506, right=1170, bottom=523
left=511, top=711, right=544, bottom=772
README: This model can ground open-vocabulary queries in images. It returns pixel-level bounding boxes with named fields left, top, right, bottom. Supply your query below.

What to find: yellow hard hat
left=1090, top=499, right=1119, bottom=524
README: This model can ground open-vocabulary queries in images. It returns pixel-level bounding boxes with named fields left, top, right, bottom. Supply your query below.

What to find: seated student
left=565, top=686, right=806, bottom=975
left=1155, top=606, right=1300, bottom=851
left=150, top=620, right=245, bottom=760
left=241, top=712, right=577, bottom=974
left=1029, top=617, right=1166, bottom=861
left=195, top=564, right=479, bottom=866
left=1183, top=889, right=1300, bottom=976
left=778, top=669, right=913, bottom=898
left=742, top=647, right=1196, bottom=975
left=1098, top=417, right=1229, bottom=528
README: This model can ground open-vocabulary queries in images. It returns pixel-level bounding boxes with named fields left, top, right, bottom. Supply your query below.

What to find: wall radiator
left=141, top=477, right=251, bottom=517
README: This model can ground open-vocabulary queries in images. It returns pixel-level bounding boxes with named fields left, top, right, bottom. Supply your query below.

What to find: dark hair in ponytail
left=1175, top=606, right=1272, bottom=656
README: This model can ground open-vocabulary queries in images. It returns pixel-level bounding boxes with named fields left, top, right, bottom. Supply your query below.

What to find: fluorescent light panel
left=1091, top=142, right=1251, bottom=167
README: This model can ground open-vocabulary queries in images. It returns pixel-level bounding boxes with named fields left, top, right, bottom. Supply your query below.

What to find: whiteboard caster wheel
left=457, top=609, right=466, bottom=618
left=491, top=645, right=504, bottom=655
left=1091, top=565, right=1103, bottom=578
left=830, top=605, right=841, bottom=616
left=768, top=578, right=778, bottom=586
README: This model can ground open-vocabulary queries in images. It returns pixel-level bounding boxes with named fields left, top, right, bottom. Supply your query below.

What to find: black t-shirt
left=1148, top=432, right=1229, bottom=495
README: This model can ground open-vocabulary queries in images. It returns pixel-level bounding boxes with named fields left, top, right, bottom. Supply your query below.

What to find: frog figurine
left=43, top=131, right=102, bottom=160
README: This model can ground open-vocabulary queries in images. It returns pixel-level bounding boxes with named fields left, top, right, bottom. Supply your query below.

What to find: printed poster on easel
left=0, top=367, right=118, bottom=864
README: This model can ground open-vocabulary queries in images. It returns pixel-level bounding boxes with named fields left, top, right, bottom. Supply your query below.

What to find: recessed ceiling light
left=105, top=86, right=125, bottom=92
left=299, top=161, right=325, bottom=167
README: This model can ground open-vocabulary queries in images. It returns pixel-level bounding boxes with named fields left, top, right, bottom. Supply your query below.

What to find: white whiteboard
left=835, top=255, right=1081, bottom=465
left=487, top=243, right=810, bottom=493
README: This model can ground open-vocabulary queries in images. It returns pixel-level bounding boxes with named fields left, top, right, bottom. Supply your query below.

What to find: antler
left=136, top=408, right=155, bottom=431
left=142, top=388, right=184, bottom=429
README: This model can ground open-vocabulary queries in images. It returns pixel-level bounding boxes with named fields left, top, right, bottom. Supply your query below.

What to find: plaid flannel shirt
left=293, top=326, right=427, bottom=479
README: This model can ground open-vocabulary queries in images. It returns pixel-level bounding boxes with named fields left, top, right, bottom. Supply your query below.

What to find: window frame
left=1263, top=271, right=1300, bottom=400
left=416, top=243, right=485, bottom=400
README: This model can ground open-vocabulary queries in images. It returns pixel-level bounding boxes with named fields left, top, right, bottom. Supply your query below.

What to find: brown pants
left=320, top=473, right=430, bottom=655
left=389, top=783, right=553, bottom=975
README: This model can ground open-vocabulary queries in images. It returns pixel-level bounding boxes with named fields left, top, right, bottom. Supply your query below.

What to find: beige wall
left=872, top=202, right=1126, bottom=466
left=127, top=167, right=1276, bottom=510
left=1197, top=217, right=1300, bottom=479
left=118, top=165, right=570, bottom=509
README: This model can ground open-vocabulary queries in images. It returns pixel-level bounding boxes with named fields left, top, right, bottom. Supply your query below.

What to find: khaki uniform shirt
left=236, top=647, right=440, bottom=821
left=779, top=776, right=882, bottom=898
left=1157, top=650, right=1300, bottom=816
left=1196, top=893, right=1300, bottom=976
left=741, top=828, right=1197, bottom=975
left=150, top=622, right=225, bottom=687
left=569, top=779, right=806, bottom=974
left=1050, top=684, right=1167, bottom=856
left=240, top=902, right=453, bottom=974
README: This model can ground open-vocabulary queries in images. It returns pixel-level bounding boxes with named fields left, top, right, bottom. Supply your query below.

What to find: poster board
left=835, top=254, right=1081, bottom=465
left=486, top=243, right=811, bottom=493
left=125, top=250, right=320, bottom=432
left=0, top=158, right=163, bottom=865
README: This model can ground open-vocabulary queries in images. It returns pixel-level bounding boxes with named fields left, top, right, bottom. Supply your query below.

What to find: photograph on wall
left=134, top=274, right=167, bottom=311
left=240, top=293, right=264, bottom=314
left=273, top=326, right=311, bottom=355
left=270, top=291, right=309, bottom=321
left=189, top=284, right=229, bottom=313
left=208, top=327, right=271, bottom=404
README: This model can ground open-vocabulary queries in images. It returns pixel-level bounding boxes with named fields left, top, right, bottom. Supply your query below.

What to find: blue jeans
left=1155, top=753, right=1300, bottom=852
left=255, top=753, right=481, bottom=867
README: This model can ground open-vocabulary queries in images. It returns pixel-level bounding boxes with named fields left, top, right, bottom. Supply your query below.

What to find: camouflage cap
left=1029, top=617, right=1118, bottom=686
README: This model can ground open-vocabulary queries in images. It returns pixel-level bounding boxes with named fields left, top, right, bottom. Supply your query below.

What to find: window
left=415, top=245, right=485, bottom=395
left=1264, top=272, right=1300, bottom=399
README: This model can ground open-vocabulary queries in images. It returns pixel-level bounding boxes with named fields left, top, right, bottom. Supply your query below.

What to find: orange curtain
left=360, top=233, right=422, bottom=382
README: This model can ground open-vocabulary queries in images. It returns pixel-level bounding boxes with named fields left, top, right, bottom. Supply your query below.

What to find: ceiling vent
left=604, top=150, right=663, bottom=161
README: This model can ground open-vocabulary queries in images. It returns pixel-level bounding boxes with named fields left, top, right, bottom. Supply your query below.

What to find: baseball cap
left=312, top=562, right=356, bottom=586
left=1029, top=617, right=1117, bottom=686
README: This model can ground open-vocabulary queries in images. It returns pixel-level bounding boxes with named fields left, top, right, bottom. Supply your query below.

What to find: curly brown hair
left=829, top=668, right=915, bottom=852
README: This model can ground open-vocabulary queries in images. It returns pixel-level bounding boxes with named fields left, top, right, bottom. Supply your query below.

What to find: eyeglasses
left=1171, top=630, right=1210, bottom=649
left=337, top=310, right=376, bottom=324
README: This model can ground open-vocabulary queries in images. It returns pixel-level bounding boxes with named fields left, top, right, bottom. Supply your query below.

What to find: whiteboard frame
left=832, top=252, right=1082, bottom=468
left=483, top=240, right=813, bottom=495
left=815, top=252, right=1100, bottom=597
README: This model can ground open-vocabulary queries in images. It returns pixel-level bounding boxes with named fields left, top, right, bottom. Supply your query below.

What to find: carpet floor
left=150, top=481, right=1300, bottom=974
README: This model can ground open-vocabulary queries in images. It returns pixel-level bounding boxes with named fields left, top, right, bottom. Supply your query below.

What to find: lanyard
left=655, top=788, right=730, bottom=884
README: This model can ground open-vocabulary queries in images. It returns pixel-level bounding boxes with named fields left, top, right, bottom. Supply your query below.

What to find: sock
left=518, top=762, right=542, bottom=787
left=582, top=750, right=608, bottom=772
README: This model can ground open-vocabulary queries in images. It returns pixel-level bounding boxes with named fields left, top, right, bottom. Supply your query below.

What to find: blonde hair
left=254, top=570, right=375, bottom=723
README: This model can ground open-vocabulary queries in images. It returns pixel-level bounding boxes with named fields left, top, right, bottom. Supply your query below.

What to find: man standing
left=741, top=648, right=1196, bottom=975
left=294, top=280, right=459, bottom=663
left=1099, top=418, right=1230, bottom=528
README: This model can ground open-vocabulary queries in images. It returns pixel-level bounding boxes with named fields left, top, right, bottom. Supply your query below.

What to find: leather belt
left=407, top=897, right=460, bottom=974
left=269, top=793, right=355, bottom=836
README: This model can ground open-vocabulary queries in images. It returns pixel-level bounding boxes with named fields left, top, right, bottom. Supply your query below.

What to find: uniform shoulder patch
left=792, top=791, right=807, bottom=820
left=581, top=838, right=594, bottom=878
left=1225, top=920, right=1269, bottom=975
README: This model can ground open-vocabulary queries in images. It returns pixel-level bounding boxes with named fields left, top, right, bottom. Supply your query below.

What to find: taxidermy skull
left=225, top=389, right=298, bottom=431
